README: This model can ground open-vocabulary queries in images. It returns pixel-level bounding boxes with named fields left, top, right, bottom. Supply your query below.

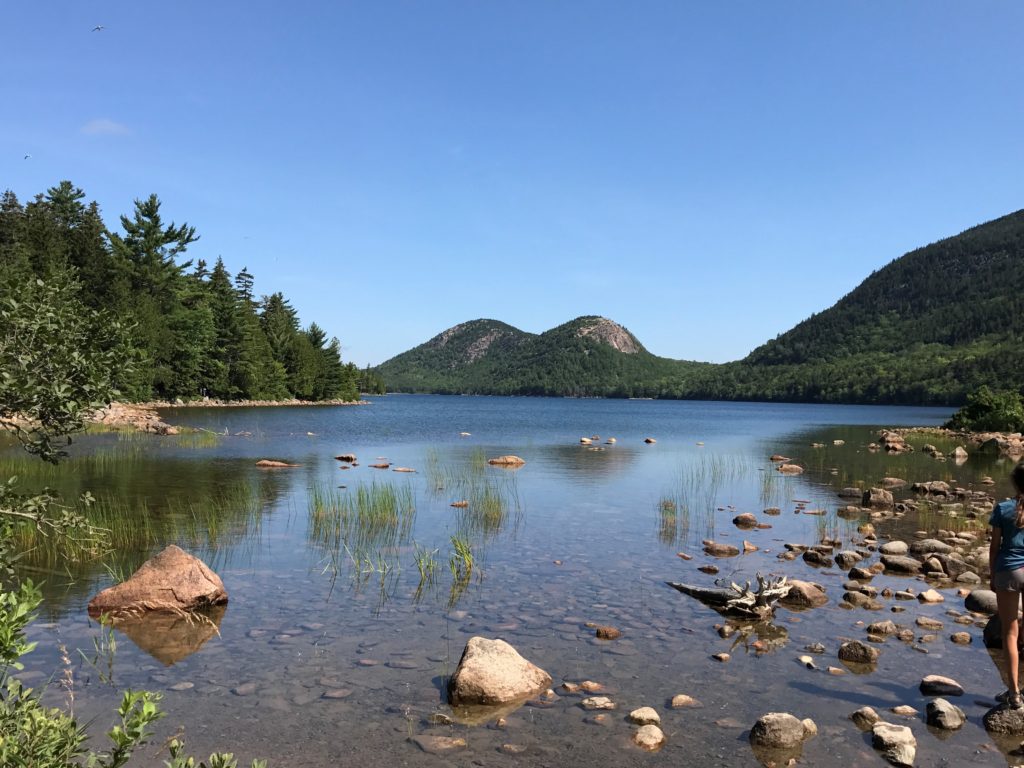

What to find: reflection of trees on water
left=8, top=450, right=286, bottom=617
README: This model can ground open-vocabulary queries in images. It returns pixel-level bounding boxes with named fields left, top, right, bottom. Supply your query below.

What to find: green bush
left=945, top=386, right=1024, bottom=432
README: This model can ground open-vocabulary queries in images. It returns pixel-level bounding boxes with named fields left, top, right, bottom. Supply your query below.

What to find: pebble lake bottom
left=7, top=395, right=1022, bottom=766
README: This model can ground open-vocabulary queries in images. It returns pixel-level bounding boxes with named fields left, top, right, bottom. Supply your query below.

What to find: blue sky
left=3, top=2, right=1022, bottom=366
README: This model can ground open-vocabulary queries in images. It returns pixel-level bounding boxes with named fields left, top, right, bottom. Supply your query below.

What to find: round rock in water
left=88, top=545, right=228, bottom=616
left=926, top=698, right=965, bottom=730
left=628, top=707, right=660, bottom=726
left=779, top=580, right=828, bottom=608
left=838, top=640, right=880, bottom=664
left=447, top=637, right=551, bottom=706
left=633, top=724, right=666, bottom=751
left=919, top=674, right=963, bottom=696
left=850, top=706, right=880, bottom=730
left=748, top=712, right=815, bottom=749
left=871, top=722, right=916, bottom=767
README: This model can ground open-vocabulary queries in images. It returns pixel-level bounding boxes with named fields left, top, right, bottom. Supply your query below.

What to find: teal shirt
left=990, top=499, right=1024, bottom=572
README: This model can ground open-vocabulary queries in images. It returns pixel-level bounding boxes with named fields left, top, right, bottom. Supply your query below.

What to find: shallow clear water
left=7, top=396, right=1022, bottom=766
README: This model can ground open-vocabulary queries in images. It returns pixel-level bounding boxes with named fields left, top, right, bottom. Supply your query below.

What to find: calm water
left=7, top=396, right=1022, bottom=766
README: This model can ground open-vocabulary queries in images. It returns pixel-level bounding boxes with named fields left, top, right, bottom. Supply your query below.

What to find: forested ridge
left=376, top=316, right=711, bottom=398
left=0, top=181, right=365, bottom=403
left=376, top=210, right=1024, bottom=405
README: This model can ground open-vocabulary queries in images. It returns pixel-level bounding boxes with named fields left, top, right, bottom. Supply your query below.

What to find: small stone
left=915, top=616, right=943, bottom=630
left=950, top=631, right=972, bottom=645
left=926, top=698, right=966, bottom=730
left=872, top=722, right=916, bottom=767
left=712, top=652, right=730, bottom=662
left=670, top=694, right=702, bottom=708
left=838, top=640, right=880, bottom=664
left=749, top=712, right=815, bottom=749
left=594, top=625, right=621, bottom=640
left=322, top=688, right=353, bottom=699
left=579, top=680, right=604, bottom=692
left=919, top=674, right=963, bottom=696
left=851, top=706, right=880, bottom=730
left=581, top=696, right=615, bottom=710
left=168, top=681, right=194, bottom=691
left=628, top=707, right=660, bottom=726
left=411, top=735, right=467, bottom=754
left=917, top=589, right=944, bottom=604
left=890, top=705, right=917, bottom=716
left=232, top=682, right=257, bottom=696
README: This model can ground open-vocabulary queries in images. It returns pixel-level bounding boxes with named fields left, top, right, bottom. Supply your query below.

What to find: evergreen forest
left=0, top=181, right=361, bottom=403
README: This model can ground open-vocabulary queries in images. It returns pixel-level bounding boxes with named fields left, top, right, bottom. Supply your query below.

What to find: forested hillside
left=0, top=181, right=360, bottom=402
left=376, top=210, right=1024, bottom=405
left=376, top=316, right=710, bottom=397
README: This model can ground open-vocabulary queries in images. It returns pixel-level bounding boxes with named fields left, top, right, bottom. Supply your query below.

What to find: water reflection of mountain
left=534, top=444, right=641, bottom=478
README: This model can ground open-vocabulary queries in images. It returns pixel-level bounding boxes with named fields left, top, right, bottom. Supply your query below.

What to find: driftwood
left=666, top=574, right=791, bottom=620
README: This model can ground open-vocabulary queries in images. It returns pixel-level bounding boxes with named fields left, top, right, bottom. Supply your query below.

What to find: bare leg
left=998, top=588, right=1022, bottom=693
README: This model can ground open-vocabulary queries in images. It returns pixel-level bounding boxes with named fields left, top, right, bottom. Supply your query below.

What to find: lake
left=5, top=395, right=1020, bottom=766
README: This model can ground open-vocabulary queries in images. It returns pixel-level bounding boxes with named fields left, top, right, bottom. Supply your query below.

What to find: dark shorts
left=994, top=568, right=1024, bottom=592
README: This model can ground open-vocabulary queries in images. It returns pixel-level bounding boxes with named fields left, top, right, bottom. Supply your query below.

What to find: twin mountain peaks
left=375, top=209, right=1024, bottom=405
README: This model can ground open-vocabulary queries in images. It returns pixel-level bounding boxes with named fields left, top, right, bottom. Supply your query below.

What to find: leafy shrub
left=945, top=386, right=1024, bottom=432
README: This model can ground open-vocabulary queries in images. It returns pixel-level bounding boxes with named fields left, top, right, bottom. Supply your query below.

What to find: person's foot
left=997, top=690, right=1024, bottom=708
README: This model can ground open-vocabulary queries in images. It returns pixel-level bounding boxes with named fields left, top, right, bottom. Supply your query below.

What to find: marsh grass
left=424, top=448, right=521, bottom=540
left=11, top=481, right=264, bottom=573
left=308, top=480, right=415, bottom=604
left=659, top=453, right=760, bottom=544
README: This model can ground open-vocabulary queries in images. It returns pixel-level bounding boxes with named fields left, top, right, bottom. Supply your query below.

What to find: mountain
left=375, top=210, right=1024, bottom=405
left=375, top=316, right=709, bottom=398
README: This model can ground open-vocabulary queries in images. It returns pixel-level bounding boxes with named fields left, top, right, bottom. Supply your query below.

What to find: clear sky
left=3, top=2, right=1022, bottom=366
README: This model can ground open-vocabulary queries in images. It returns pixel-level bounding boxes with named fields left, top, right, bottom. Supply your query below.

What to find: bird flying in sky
left=23, top=154, right=31, bottom=160
left=92, top=25, right=105, bottom=32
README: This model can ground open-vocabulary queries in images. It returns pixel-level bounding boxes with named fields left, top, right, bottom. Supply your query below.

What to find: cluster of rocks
left=89, top=402, right=179, bottom=434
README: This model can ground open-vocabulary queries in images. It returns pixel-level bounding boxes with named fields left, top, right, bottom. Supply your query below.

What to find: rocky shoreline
left=87, top=398, right=369, bottom=435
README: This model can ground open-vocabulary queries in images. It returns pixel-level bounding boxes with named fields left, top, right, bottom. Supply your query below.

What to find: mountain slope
left=376, top=316, right=709, bottom=397
left=746, top=209, right=1024, bottom=365
left=375, top=210, right=1024, bottom=405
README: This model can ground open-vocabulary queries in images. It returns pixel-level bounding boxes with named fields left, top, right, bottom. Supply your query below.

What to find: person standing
left=990, top=463, right=1024, bottom=708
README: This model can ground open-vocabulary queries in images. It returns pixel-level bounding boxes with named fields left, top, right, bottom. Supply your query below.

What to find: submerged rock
left=633, top=724, right=666, bottom=751
left=88, top=545, right=228, bottom=616
left=487, top=455, right=526, bottom=467
left=984, top=705, right=1024, bottom=734
left=447, top=637, right=551, bottom=706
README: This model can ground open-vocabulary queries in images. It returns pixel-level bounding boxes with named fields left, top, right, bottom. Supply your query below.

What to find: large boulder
left=448, top=637, right=551, bottom=706
left=88, top=545, right=227, bottom=616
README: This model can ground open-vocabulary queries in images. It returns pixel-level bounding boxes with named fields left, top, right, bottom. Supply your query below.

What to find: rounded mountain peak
left=570, top=316, right=644, bottom=355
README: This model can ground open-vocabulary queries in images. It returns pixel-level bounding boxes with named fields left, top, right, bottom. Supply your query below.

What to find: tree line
left=0, top=181, right=360, bottom=402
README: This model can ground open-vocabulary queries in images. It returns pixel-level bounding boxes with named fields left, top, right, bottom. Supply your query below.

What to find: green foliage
left=1, top=181, right=358, bottom=404
left=945, top=386, right=1024, bottom=432
left=0, top=272, right=264, bottom=766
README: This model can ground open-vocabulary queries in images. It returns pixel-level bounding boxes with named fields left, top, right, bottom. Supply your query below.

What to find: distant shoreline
left=146, top=398, right=370, bottom=409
